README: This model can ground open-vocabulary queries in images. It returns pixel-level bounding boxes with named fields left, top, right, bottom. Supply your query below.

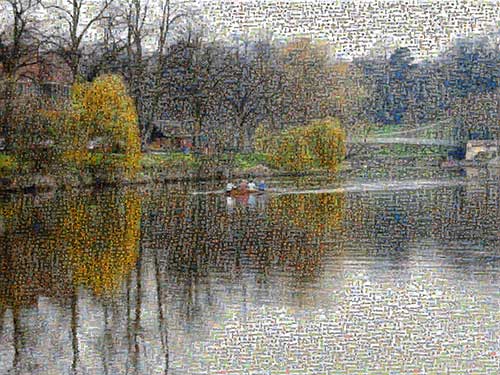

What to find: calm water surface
left=0, top=169, right=499, bottom=374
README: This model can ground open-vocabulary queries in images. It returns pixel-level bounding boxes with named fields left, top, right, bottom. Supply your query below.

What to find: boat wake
left=277, top=178, right=466, bottom=195
left=191, top=178, right=466, bottom=196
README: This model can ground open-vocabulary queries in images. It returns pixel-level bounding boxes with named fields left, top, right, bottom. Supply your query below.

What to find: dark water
left=0, top=171, right=499, bottom=374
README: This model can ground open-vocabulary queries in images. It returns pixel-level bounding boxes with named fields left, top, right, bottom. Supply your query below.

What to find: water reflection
left=0, top=189, right=141, bottom=375
left=0, top=175, right=499, bottom=374
left=0, top=189, right=141, bottom=303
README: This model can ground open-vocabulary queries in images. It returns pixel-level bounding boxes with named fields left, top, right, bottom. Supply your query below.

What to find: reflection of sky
left=185, top=182, right=500, bottom=373
left=1, top=240, right=497, bottom=374
left=195, top=248, right=499, bottom=374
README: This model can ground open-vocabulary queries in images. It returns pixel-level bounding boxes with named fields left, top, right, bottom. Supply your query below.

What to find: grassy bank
left=348, top=144, right=449, bottom=162
left=141, top=152, right=200, bottom=175
left=0, top=149, right=347, bottom=192
left=375, top=144, right=448, bottom=159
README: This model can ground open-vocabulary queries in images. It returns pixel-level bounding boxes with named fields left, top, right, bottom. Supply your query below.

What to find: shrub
left=0, top=153, right=17, bottom=177
left=9, top=97, right=64, bottom=175
left=257, top=117, right=346, bottom=172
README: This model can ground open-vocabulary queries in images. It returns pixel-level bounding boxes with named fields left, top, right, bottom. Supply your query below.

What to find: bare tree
left=41, top=0, right=116, bottom=80
left=0, top=0, right=43, bottom=79
left=79, top=2, right=128, bottom=80
left=165, top=34, right=229, bottom=152
left=225, top=61, right=257, bottom=149
left=223, top=41, right=277, bottom=151
left=123, top=0, right=192, bottom=149
left=144, top=0, right=188, bottom=147
left=278, top=39, right=336, bottom=126
left=0, top=0, right=46, bottom=147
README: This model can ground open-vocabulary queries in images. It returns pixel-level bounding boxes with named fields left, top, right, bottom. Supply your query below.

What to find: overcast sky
left=2, top=0, right=498, bottom=61
left=201, top=0, right=500, bottom=60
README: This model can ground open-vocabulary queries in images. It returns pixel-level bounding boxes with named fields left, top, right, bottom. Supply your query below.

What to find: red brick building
left=0, top=52, right=72, bottom=85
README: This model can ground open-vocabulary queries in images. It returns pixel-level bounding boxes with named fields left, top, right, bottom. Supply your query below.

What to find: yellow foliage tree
left=259, top=117, right=346, bottom=172
left=2, top=74, right=141, bottom=185
left=71, top=74, right=141, bottom=182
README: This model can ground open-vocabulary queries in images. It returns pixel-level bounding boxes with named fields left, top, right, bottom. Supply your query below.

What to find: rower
left=239, top=179, right=248, bottom=193
left=248, top=180, right=257, bottom=191
left=225, top=182, right=235, bottom=193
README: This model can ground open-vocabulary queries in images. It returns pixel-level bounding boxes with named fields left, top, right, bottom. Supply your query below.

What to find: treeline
left=0, top=0, right=352, bottom=154
left=355, top=36, right=500, bottom=140
left=3, top=0, right=500, bottom=154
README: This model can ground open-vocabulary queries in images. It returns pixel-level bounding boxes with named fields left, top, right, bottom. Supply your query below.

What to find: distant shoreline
left=0, top=158, right=473, bottom=195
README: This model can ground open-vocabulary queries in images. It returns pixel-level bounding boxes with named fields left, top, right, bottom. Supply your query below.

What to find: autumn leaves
left=255, top=117, right=346, bottom=173
left=2, top=74, right=141, bottom=186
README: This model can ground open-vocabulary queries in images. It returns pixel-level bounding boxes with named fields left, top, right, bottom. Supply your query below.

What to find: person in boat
left=239, top=179, right=248, bottom=193
left=225, top=182, right=235, bottom=194
left=258, top=180, right=266, bottom=192
left=226, top=195, right=235, bottom=213
left=248, top=180, right=257, bottom=192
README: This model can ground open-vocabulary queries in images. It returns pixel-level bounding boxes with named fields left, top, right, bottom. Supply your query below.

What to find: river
left=0, top=168, right=499, bottom=374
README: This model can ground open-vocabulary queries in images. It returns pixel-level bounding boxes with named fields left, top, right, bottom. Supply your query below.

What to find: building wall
left=465, top=140, right=498, bottom=161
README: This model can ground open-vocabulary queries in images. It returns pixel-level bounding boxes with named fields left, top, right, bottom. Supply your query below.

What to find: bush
left=0, top=153, right=16, bottom=177
left=256, top=117, right=346, bottom=172
left=3, top=90, right=65, bottom=175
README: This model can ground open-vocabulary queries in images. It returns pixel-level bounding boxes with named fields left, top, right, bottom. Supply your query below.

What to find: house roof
left=467, top=140, right=497, bottom=147
left=154, top=119, right=196, bottom=137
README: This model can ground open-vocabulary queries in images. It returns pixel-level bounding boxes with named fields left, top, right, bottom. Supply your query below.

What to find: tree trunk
left=69, top=53, right=80, bottom=82
left=237, top=127, right=245, bottom=152
left=243, top=126, right=254, bottom=153
left=1, top=80, right=15, bottom=153
left=236, top=114, right=248, bottom=152
left=141, top=125, right=152, bottom=152
left=193, top=118, right=202, bottom=153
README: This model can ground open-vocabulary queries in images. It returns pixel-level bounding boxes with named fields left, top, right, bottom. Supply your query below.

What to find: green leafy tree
left=257, top=117, right=346, bottom=172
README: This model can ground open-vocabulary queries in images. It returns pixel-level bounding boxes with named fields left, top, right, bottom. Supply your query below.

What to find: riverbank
left=1, top=113, right=346, bottom=193
left=4, top=142, right=481, bottom=194
left=0, top=151, right=348, bottom=193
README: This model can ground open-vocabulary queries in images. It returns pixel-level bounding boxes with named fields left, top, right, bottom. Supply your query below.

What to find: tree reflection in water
left=144, top=189, right=345, bottom=289
left=0, top=189, right=141, bottom=374
left=0, top=179, right=499, bottom=374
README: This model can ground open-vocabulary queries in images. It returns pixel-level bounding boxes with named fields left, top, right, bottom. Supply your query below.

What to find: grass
left=141, top=152, right=200, bottom=172
left=370, top=124, right=403, bottom=136
left=369, top=122, right=456, bottom=141
left=373, top=144, right=447, bottom=159
left=233, top=152, right=269, bottom=169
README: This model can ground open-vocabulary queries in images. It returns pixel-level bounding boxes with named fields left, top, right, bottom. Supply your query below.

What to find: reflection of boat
left=226, top=189, right=265, bottom=197
left=225, top=190, right=268, bottom=208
